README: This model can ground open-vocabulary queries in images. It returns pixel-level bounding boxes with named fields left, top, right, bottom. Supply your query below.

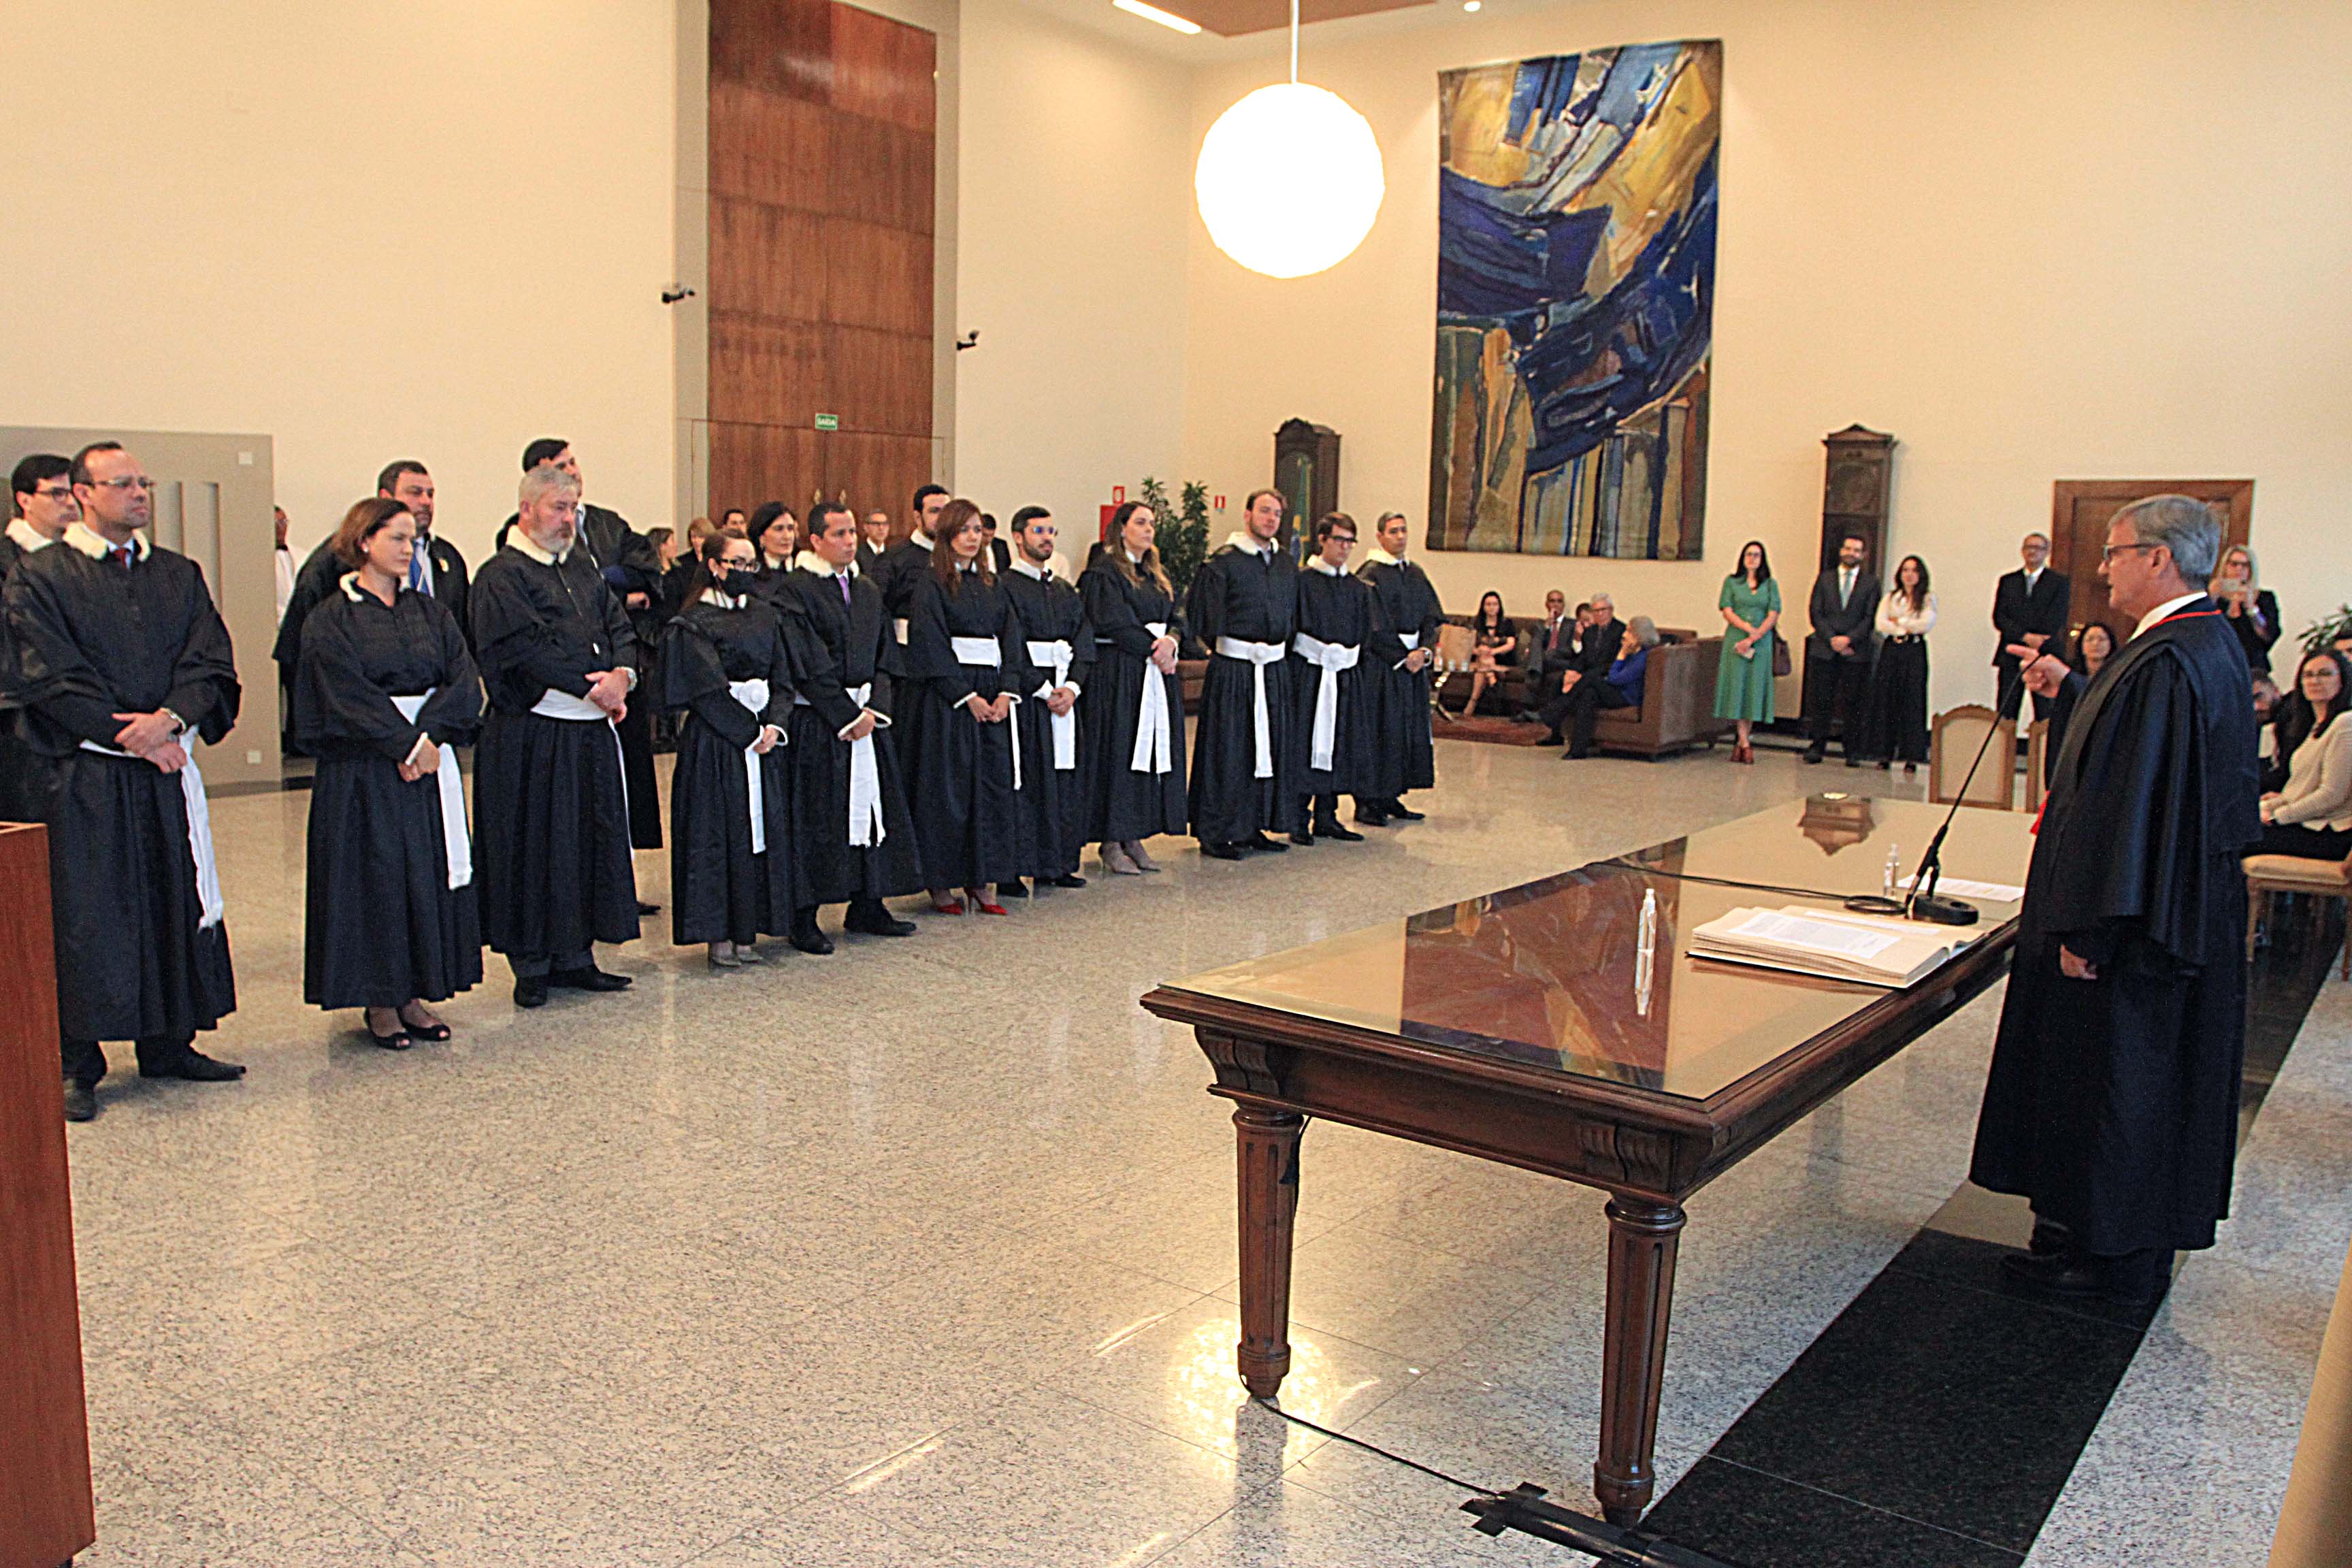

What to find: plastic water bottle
left=1882, top=843, right=1901, bottom=899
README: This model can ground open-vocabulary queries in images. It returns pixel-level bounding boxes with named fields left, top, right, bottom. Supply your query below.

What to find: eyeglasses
left=86, top=476, right=156, bottom=493
left=34, top=485, right=74, bottom=500
left=2100, top=542, right=2159, bottom=564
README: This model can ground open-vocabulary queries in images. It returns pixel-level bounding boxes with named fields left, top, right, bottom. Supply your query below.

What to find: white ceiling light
left=1193, top=0, right=1385, bottom=278
left=1113, top=0, right=1202, bottom=34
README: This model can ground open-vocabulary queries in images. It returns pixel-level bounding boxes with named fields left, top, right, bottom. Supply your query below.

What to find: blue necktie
left=409, top=542, right=431, bottom=595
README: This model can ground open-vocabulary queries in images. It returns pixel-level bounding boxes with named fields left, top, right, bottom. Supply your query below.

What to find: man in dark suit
left=1531, top=593, right=1625, bottom=741
left=1804, top=534, right=1878, bottom=764
left=1993, top=531, right=2071, bottom=719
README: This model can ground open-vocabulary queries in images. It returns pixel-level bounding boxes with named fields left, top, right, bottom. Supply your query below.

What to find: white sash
left=391, top=693, right=472, bottom=889
left=1292, top=632, right=1361, bottom=773
left=1215, top=636, right=1286, bottom=779
left=1395, top=630, right=1420, bottom=670
left=1132, top=621, right=1173, bottom=776
left=80, top=738, right=223, bottom=928
left=1027, top=638, right=1078, bottom=770
left=951, top=636, right=1021, bottom=791
left=728, top=678, right=774, bottom=855
left=845, top=681, right=888, bottom=848
left=531, top=687, right=630, bottom=834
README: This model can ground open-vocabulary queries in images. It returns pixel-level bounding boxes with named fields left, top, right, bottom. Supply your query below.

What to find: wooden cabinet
left=1819, top=423, right=1895, bottom=571
left=1273, top=419, right=1339, bottom=556
left=0, top=823, right=95, bottom=1568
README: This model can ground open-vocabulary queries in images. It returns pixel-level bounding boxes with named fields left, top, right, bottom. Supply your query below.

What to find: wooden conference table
left=1141, top=795, right=2036, bottom=1525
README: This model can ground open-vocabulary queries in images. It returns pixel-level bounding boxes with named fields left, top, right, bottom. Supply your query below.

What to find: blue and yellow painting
left=1428, top=42, right=1720, bottom=559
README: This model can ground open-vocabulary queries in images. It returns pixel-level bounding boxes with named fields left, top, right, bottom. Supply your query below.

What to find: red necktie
left=113, top=544, right=134, bottom=572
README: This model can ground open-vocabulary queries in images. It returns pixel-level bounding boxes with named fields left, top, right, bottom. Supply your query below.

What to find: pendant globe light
left=1194, top=0, right=1384, bottom=279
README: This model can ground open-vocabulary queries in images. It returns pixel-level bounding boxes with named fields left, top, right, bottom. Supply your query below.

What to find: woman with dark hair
left=662, top=530, right=802, bottom=967
left=1078, top=501, right=1187, bottom=875
left=1714, top=540, right=1781, bottom=764
left=2068, top=621, right=2117, bottom=683
left=1865, top=553, right=1936, bottom=772
left=901, top=498, right=1027, bottom=915
left=2260, top=647, right=2352, bottom=859
left=745, top=502, right=798, bottom=601
left=1456, top=590, right=1517, bottom=719
left=294, top=497, right=483, bottom=1049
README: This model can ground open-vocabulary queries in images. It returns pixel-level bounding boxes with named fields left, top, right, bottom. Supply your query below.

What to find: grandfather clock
left=1273, top=419, right=1339, bottom=557
left=1803, top=425, right=1895, bottom=730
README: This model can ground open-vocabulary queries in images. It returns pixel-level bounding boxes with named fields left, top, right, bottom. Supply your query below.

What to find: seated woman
left=1454, top=590, right=1517, bottom=719
left=1548, top=617, right=1659, bottom=759
left=2067, top=621, right=2116, bottom=683
left=2260, top=649, right=2352, bottom=860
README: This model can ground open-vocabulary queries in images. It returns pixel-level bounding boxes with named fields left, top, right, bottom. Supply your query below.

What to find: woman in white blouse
left=2261, top=648, right=2352, bottom=860
left=1864, top=554, right=1936, bottom=772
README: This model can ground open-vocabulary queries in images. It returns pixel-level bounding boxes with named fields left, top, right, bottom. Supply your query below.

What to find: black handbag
left=1771, top=634, right=1792, bottom=679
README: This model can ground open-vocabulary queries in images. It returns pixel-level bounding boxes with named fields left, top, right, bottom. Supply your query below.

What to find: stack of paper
left=1689, top=905, right=1985, bottom=987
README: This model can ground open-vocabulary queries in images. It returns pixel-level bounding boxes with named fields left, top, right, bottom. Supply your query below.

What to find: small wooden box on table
left=1143, top=797, right=2034, bottom=1524
left=0, top=823, right=96, bottom=1568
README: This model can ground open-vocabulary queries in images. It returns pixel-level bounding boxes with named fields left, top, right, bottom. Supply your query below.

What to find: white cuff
left=1061, top=682, right=1082, bottom=701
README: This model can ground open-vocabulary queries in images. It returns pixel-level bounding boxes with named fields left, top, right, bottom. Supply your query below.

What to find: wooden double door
left=2050, top=478, right=2253, bottom=641
left=706, top=0, right=938, bottom=534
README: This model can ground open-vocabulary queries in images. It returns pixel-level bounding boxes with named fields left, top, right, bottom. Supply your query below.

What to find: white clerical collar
left=2132, top=591, right=2205, bottom=640
left=1360, top=544, right=1403, bottom=568
left=1221, top=531, right=1271, bottom=558
left=910, top=529, right=934, bottom=551
left=339, top=572, right=387, bottom=603
left=64, top=522, right=147, bottom=561
left=794, top=548, right=846, bottom=577
left=1008, top=555, right=1049, bottom=581
left=1307, top=557, right=1343, bottom=576
left=6, top=519, right=57, bottom=554
left=700, top=586, right=746, bottom=609
left=509, top=529, right=568, bottom=567
left=763, top=552, right=787, bottom=572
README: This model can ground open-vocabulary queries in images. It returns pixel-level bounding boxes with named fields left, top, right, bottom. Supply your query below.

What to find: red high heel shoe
left=969, top=894, right=1010, bottom=917
left=930, top=894, right=967, bottom=916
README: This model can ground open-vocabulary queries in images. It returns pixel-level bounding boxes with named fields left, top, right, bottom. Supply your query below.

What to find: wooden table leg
left=1595, top=1194, right=1685, bottom=1526
left=1233, top=1105, right=1305, bottom=1398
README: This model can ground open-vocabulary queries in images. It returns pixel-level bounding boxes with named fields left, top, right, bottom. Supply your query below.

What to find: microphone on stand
left=1846, top=653, right=2035, bottom=926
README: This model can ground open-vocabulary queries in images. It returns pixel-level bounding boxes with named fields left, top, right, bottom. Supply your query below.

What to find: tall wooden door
left=708, top=0, right=936, bottom=532
left=2049, top=478, right=2252, bottom=640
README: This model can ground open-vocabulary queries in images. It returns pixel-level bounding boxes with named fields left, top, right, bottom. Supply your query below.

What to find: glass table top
left=1160, top=796, right=2036, bottom=1101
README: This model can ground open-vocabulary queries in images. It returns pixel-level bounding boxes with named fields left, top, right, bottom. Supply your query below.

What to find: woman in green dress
left=1715, top=539, right=1782, bottom=764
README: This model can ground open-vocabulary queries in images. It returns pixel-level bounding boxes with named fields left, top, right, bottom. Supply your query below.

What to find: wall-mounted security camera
left=662, top=284, right=698, bottom=305
left=956, top=329, right=981, bottom=351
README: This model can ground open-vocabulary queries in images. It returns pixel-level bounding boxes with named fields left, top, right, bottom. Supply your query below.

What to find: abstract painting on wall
left=1428, top=41, right=1720, bottom=559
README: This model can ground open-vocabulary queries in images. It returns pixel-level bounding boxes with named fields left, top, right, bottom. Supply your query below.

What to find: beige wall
left=0, top=0, right=679, bottom=574
left=1177, top=0, right=2352, bottom=713
left=953, top=0, right=1196, bottom=534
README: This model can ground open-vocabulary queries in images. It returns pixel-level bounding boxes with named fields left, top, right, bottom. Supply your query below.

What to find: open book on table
left=1689, top=905, right=1987, bottom=988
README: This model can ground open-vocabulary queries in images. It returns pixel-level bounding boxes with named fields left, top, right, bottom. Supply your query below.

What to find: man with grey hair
left=1529, top=590, right=1624, bottom=741
left=1971, top=494, right=2260, bottom=1307
left=469, top=465, right=643, bottom=1009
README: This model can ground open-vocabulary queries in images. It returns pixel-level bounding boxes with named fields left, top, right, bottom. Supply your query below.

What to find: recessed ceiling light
left=1114, top=0, right=1203, bottom=33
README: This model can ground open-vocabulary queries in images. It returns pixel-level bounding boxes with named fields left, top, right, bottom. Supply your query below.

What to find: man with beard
left=997, top=506, right=1094, bottom=895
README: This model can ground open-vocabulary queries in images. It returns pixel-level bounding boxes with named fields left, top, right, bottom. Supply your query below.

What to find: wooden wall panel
left=709, top=0, right=936, bottom=521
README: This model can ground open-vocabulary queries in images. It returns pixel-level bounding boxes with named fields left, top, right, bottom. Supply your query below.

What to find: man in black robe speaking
left=1971, top=493, right=2261, bottom=1306
left=5, top=442, right=244, bottom=1122
left=470, top=465, right=641, bottom=1009
left=1187, top=489, right=1297, bottom=860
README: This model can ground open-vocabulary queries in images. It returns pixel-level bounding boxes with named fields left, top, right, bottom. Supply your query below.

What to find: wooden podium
left=0, top=823, right=95, bottom=1567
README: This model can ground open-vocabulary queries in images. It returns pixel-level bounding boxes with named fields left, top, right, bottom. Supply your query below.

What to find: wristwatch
left=161, top=707, right=187, bottom=735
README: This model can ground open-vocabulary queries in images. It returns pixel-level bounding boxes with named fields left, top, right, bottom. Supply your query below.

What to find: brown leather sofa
left=1437, top=620, right=1729, bottom=758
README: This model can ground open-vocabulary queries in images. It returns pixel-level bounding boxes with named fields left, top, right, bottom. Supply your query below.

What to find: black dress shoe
left=62, top=1079, right=97, bottom=1122
left=1289, top=830, right=1316, bottom=847
left=2029, top=1218, right=2073, bottom=1256
left=367, top=1022, right=414, bottom=1051
left=637, top=900, right=660, bottom=917
left=1386, top=802, right=1425, bottom=821
left=549, top=966, right=633, bottom=992
left=1049, top=872, right=1088, bottom=889
left=1803, top=745, right=1826, bottom=764
left=514, top=975, right=549, bottom=1009
left=1245, top=832, right=1288, bottom=853
left=1314, top=819, right=1365, bottom=842
left=1539, top=730, right=1564, bottom=747
left=996, top=879, right=1031, bottom=899
left=142, top=1050, right=246, bottom=1082
left=843, top=901, right=917, bottom=936
left=1844, top=755, right=1863, bottom=768
left=787, top=921, right=836, bottom=956
left=1354, top=808, right=1391, bottom=828
left=2002, top=1247, right=2168, bottom=1307
left=1201, top=840, right=1244, bottom=861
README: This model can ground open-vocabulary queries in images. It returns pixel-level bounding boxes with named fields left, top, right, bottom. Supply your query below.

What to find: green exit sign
left=814, top=412, right=840, bottom=432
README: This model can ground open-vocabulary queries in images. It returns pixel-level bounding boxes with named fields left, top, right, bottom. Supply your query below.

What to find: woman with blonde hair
left=2215, top=542, right=2280, bottom=675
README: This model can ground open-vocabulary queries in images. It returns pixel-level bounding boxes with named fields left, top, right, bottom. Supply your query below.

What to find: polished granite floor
left=63, top=736, right=2345, bottom=1566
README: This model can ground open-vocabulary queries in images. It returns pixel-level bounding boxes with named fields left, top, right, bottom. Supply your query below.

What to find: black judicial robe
left=1186, top=540, right=1298, bottom=844
left=1077, top=559, right=1188, bottom=843
left=0, top=531, right=59, bottom=822
left=1358, top=555, right=1443, bottom=800
left=1000, top=562, right=1096, bottom=881
left=1286, top=563, right=1386, bottom=814
left=777, top=563, right=925, bottom=906
left=1969, top=599, right=2263, bottom=1256
left=3, top=538, right=240, bottom=1043
left=277, top=532, right=472, bottom=668
left=468, top=544, right=642, bottom=960
left=293, top=583, right=483, bottom=1009
left=574, top=504, right=664, bottom=851
left=900, top=566, right=1028, bottom=889
left=871, top=536, right=934, bottom=626
left=662, top=596, right=800, bottom=946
